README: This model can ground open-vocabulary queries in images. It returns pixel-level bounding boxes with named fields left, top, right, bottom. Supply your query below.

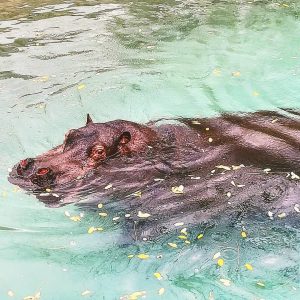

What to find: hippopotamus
left=8, top=109, right=300, bottom=239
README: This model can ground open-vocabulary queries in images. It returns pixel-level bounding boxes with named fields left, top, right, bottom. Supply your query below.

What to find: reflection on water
left=0, top=0, right=299, bottom=299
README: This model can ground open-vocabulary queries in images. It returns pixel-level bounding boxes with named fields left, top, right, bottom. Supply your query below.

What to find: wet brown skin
left=8, top=109, right=300, bottom=239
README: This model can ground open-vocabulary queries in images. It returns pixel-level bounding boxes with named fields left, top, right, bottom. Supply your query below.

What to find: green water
left=0, top=0, right=299, bottom=299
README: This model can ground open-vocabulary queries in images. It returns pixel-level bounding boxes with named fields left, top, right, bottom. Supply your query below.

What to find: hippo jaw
left=8, top=115, right=159, bottom=197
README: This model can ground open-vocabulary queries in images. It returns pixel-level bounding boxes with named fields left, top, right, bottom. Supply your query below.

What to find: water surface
left=0, top=1, right=299, bottom=299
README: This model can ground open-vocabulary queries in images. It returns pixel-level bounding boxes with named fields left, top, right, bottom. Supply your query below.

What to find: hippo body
left=8, top=109, right=300, bottom=239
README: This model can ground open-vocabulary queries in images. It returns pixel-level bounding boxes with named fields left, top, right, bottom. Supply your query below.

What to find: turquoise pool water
left=0, top=0, right=299, bottom=299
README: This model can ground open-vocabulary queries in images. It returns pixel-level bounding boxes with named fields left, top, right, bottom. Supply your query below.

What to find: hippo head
left=8, top=115, right=159, bottom=200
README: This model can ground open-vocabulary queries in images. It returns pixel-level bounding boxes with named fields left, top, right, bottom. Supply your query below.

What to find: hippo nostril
left=30, top=167, right=56, bottom=187
left=36, top=167, right=50, bottom=176
left=17, top=158, right=34, bottom=175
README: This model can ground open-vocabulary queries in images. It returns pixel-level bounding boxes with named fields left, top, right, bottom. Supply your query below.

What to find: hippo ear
left=86, top=114, right=93, bottom=125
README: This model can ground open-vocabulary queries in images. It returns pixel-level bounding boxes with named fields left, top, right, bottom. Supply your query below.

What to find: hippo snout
left=10, top=158, right=56, bottom=189
left=16, top=158, right=34, bottom=176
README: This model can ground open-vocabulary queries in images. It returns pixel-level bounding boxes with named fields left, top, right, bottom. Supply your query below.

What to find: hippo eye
left=88, top=144, right=107, bottom=161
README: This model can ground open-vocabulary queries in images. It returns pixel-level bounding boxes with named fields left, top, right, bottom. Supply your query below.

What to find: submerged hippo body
left=8, top=109, right=300, bottom=239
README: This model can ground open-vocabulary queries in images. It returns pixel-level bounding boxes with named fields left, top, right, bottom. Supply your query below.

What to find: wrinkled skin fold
left=8, top=109, right=300, bottom=239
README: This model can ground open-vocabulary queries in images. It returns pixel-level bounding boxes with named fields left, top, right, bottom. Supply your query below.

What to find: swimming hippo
left=8, top=109, right=300, bottom=239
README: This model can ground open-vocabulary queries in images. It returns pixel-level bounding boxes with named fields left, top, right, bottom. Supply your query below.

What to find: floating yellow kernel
left=220, top=278, right=231, bottom=286
left=45, top=188, right=51, bottom=192
left=171, top=185, right=184, bottom=194
left=137, top=211, right=151, bottom=218
left=213, top=252, right=221, bottom=260
left=185, top=240, right=191, bottom=244
left=216, top=165, right=231, bottom=171
left=8, top=291, right=14, bottom=297
left=153, top=272, right=162, bottom=280
left=77, top=83, right=86, bottom=90
left=212, top=68, right=221, bottom=76
left=257, top=281, right=265, bottom=287
left=278, top=212, right=286, bottom=218
left=241, top=231, right=247, bottom=238
left=24, top=291, right=41, bottom=300
left=128, top=254, right=134, bottom=258
left=197, top=233, right=204, bottom=240
left=168, top=242, right=177, bottom=248
left=88, top=227, right=96, bottom=234
left=180, top=228, right=188, bottom=235
left=128, top=291, right=146, bottom=300
left=133, top=191, right=142, bottom=197
left=104, top=183, right=112, bottom=190
left=158, top=288, right=165, bottom=295
left=137, top=253, right=149, bottom=260
left=97, top=203, right=103, bottom=208
left=232, top=71, right=241, bottom=77
left=99, top=212, right=108, bottom=217
left=178, top=235, right=187, bottom=240
left=87, top=227, right=103, bottom=234
left=208, top=137, right=213, bottom=143
left=81, top=290, right=91, bottom=296
left=244, top=263, right=253, bottom=271
left=217, top=258, right=224, bottom=267
left=174, top=222, right=184, bottom=227
left=70, top=216, right=81, bottom=222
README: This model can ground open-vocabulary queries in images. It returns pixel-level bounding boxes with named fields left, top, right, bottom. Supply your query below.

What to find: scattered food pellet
left=241, top=231, right=247, bottom=238
left=216, top=165, right=231, bottom=171
left=158, top=288, right=165, bottom=295
left=180, top=228, right=188, bottom=235
left=174, top=222, right=184, bottom=227
left=77, top=83, right=86, bottom=90
left=133, top=191, right=142, bottom=197
left=97, top=203, right=103, bottom=209
left=256, top=281, right=265, bottom=287
left=137, top=253, right=149, bottom=260
left=171, top=185, right=184, bottom=194
left=232, top=71, right=241, bottom=77
left=291, top=172, right=300, bottom=180
left=197, top=233, right=204, bottom=240
left=220, top=278, right=231, bottom=286
left=104, top=183, right=112, bottom=190
left=154, top=272, right=162, bottom=280
left=245, top=263, right=253, bottom=271
left=99, top=212, right=108, bottom=217
left=81, top=290, right=91, bottom=296
left=213, top=252, right=221, bottom=260
left=137, top=211, right=151, bottom=218
left=70, top=216, right=81, bottom=222
left=263, top=168, right=271, bottom=174
left=8, top=290, right=14, bottom=297
left=294, top=204, right=300, bottom=213
left=217, top=258, right=224, bottom=267
left=208, top=138, right=213, bottom=143
left=168, top=242, right=177, bottom=248
left=278, top=212, right=286, bottom=218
